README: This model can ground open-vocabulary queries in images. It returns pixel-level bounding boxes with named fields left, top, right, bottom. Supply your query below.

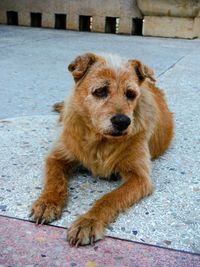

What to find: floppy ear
left=129, top=60, right=156, bottom=84
left=68, top=53, right=98, bottom=82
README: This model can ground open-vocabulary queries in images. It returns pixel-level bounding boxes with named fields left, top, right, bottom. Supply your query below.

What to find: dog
left=31, top=53, right=174, bottom=247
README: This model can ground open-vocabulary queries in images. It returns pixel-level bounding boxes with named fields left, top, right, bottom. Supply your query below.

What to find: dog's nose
left=111, top=114, right=131, bottom=131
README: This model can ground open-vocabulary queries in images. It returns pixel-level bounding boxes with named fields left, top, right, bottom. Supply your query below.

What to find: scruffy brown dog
left=31, top=53, right=173, bottom=247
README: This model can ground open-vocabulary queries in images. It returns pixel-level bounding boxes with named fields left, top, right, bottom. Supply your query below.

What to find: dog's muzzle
left=110, top=114, right=131, bottom=134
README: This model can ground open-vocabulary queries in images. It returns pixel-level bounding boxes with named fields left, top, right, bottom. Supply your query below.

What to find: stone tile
left=1, top=216, right=199, bottom=267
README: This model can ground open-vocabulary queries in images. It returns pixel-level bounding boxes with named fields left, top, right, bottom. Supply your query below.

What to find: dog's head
left=68, top=53, right=155, bottom=138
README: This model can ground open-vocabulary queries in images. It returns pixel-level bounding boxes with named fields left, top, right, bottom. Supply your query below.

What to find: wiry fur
left=31, top=53, right=174, bottom=247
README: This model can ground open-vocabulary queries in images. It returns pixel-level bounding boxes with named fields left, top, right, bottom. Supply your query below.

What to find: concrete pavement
left=0, top=25, right=200, bottom=119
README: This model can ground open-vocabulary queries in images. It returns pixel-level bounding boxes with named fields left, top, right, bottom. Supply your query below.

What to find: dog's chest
left=78, top=139, right=119, bottom=177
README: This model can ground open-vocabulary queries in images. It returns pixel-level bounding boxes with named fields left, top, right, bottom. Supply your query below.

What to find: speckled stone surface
left=0, top=112, right=199, bottom=253
left=1, top=216, right=199, bottom=267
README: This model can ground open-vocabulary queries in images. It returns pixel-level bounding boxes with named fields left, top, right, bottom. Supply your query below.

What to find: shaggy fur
left=31, top=53, right=174, bottom=247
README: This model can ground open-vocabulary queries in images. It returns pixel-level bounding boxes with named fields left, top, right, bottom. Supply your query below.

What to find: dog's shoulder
left=133, top=84, right=158, bottom=135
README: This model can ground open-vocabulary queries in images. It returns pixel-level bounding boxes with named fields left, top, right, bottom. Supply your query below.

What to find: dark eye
left=92, top=86, right=108, bottom=98
left=125, top=89, right=137, bottom=100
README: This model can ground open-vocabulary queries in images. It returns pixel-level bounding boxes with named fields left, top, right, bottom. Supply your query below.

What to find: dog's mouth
left=105, top=130, right=128, bottom=137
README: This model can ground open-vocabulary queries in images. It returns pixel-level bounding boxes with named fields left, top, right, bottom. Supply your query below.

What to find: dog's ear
left=68, top=53, right=98, bottom=82
left=129, top=60, right=156, bottom=84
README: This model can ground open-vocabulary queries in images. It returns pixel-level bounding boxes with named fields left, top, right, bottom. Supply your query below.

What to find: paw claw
left=75, top=239, right=81, bottom=248
left=90, top=235, right=95, bottom=246
left=67, top=216, right=104, bottom=247
left=69, top=237, right=74, bottom=247
left=41, top=219, right=46, bottom=225
left=31, top=198, right=62, bottom=224
left=75, top=226, right=81, bottom=239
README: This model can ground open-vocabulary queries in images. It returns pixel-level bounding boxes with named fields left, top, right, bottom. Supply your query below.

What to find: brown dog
left=31, top=53, right=173, bottom=247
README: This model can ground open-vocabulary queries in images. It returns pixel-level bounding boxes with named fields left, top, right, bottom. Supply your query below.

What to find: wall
left=137, top=0, right=200, bottom=39
left=0, top=0, right=142, bottom=34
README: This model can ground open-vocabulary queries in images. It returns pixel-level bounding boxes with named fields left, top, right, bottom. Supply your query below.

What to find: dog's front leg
left=31, top=148, right=74, bottom=224
left=67, top=168, right=153, bottom=247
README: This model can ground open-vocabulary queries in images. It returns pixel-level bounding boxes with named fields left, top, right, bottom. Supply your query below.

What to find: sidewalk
left=0, top=25, right=200, bottom=266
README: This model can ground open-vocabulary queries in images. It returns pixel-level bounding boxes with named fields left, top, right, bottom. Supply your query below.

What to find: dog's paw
left=31, top=197, right=62, bottom=224
left=67, top=216, right=104, bottom=247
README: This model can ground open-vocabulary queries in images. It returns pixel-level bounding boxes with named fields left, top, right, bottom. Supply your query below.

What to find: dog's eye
left=92, top=86, right=108, bottom=98
left=125, top=90, right=137, bottom=100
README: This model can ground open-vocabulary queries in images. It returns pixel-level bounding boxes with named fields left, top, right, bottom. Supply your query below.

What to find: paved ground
left=1, top=25, right=200, bottom=119
left=0, top=25, right=200, bottom=266
left=1, top=216, right=199, bottom=267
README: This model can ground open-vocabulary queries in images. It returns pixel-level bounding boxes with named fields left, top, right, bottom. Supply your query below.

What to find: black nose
left=111, top=114, right=131, bottom=131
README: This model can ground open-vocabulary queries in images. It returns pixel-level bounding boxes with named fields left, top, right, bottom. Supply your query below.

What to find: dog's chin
left=103, top=130, right=128, bottom=139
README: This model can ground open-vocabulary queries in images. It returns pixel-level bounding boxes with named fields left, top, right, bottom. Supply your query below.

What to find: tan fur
left=31, top=53, right=174, bottom=246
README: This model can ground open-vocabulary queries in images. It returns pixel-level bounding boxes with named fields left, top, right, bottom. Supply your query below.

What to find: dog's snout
left=111, top=114, right=131, bottom=131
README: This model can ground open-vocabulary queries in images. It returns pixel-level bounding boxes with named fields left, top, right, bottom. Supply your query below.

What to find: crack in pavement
left=157, top=44, right=200, bottom=78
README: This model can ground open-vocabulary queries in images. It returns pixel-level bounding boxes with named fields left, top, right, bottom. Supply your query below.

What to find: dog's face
left=68, top=53, right=155, bottom=138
